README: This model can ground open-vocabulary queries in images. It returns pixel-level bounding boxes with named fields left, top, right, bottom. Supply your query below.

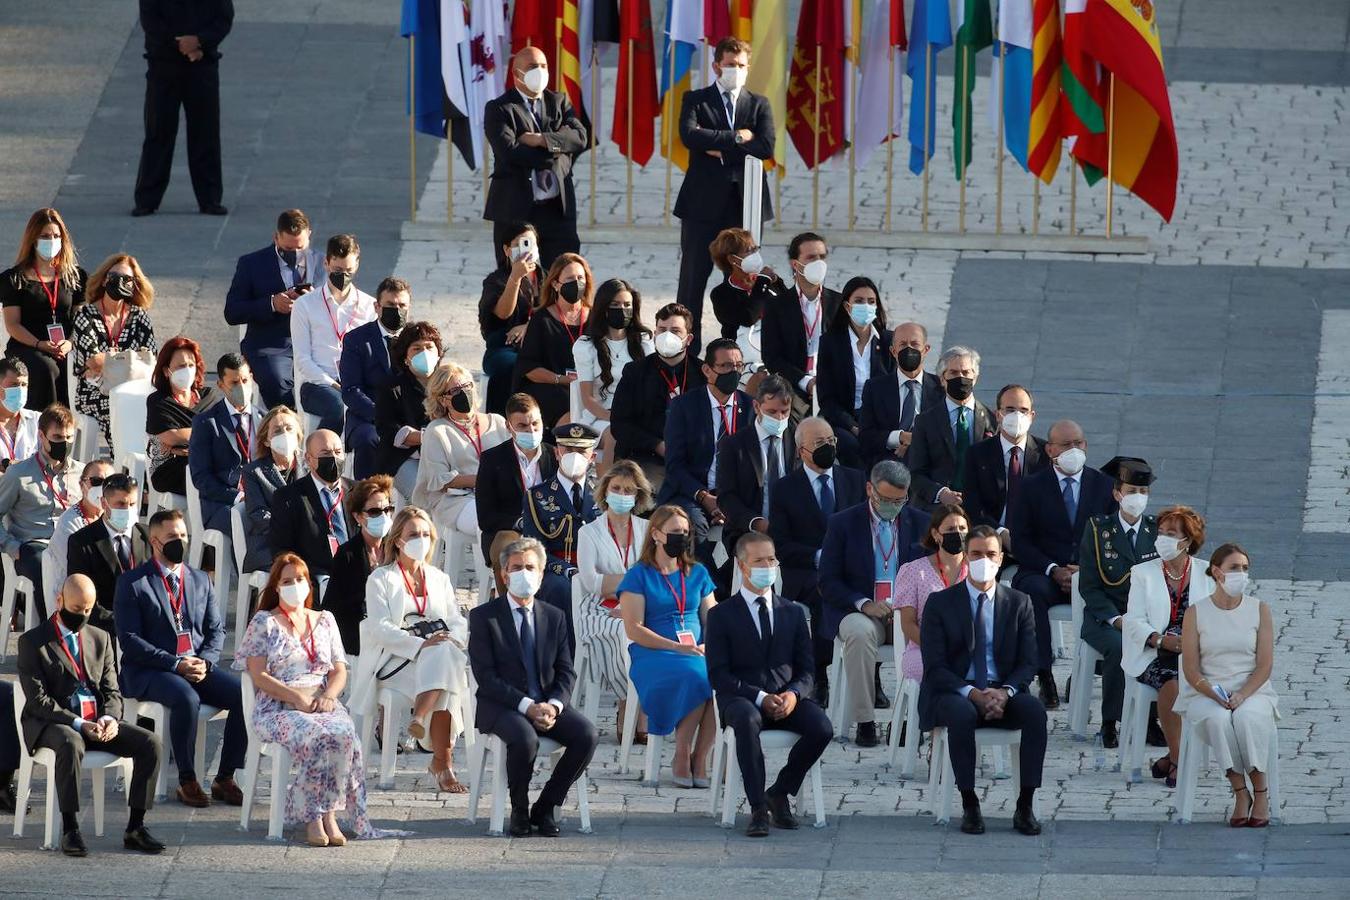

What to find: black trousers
left=721, top=695, right=832, bottom=809
left=487, top=706, right=597, bottom=812
left=1081, top=618, right=1126, bottom=721
left=676, top=213, right=736, bottom=356
left=134, top=58, right=222, bottom=210
left=0, top=680, right=19, bottom=775
left=6, top=343, right=66, bottom=412
left=492, top=198, right=579, bottom=274
left=1013, top=570, right=1066, bottom=670
left=33, top=721, right=161, bottom=814
left=932, top=691, right=1047, bottom=792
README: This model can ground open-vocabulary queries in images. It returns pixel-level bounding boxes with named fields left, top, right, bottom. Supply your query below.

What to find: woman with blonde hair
left=71, top=253, right=158, bottom=443
left=350, top=505, right=470, bottom=792
left=241, top=405, right=304, bottom=573
left=511, top=251, right=594, bottom=427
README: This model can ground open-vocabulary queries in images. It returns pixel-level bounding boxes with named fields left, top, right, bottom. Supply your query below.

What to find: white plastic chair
left=826, top=636, right=851, bottom=739
left=237, top=671, right=294, bottom=840
left=108, top=380, right=155, bottom=472
left=10, top=681, right=132, bottom=847
left=466, top=732, right=592, bottom=835
left=0, top=553, right=38, bottom=663
left=1119, top=678, right=1159, bottom=783
left=185, top=467, right=232, bottom=611
left=617, top=675, right=662, bottom=785
left=229, top=505, right=268, bottom=640
left=122, top=698, right=225, bottom=801
left=1066, top=572, right=1104, bottom=739
left=884, top=615, right=923, bottom=774
left=569, top=578, right=605, bottom=725
left=1048, top=603, right=1073, bottom=661
left=927, top=725, right=1029, bottom=824
left=712, top=722, right=827, bottom=829
left=68, top=365, right=101, bottom=461
left=1173, top=718, right=1281, bottom=824
left=441, top=525, right=490, bottom=597
left=357, top=683, right=473, bottom=790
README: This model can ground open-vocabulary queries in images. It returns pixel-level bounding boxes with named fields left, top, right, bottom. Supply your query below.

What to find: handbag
left=99, top=349, right=155, bottom=395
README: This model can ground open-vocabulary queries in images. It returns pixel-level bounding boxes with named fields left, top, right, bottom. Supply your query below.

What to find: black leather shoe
left=199, top=203, right=229, bottom=216
left=1037, top=672, right=1060, bottom=710
left=529, top=803, right=560, bottom=837
left=745, top=806, right=771, bottom=837
left=764, top=791, right=799, bottom=830
left=1101, top=720, right=1119, bottom=749
left=508, top=807, right=532, bottom=837
left=854, top=722, right=879, bottom=748
left=61, top=829, right=89, bottom=857
left=874, top=664, right=890, bottom=709
left=1146, top=717, right=1167, bottom=748
left=123, top=825, right=166, bottom=853
left=0, top=782, right=16, bottom=814
left=130, top=206, right=156, bottom=217
left=1013, top=805, right=1042, bottom=836
left=959, top=805, right=985, bottom=835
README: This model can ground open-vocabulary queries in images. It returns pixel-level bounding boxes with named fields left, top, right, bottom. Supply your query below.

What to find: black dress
left=320, top=534, right=376, bottom=655
left=478, top=268, right=538, bottom=415
left=145, top=388, right=203, bottom=495
left=375, top=368, right=429, bottom=477
left=708, top=274, right=786, bottom=341
left=511, top=306, right=587, bottom=427
left=0, top=265, right=86, bottom=409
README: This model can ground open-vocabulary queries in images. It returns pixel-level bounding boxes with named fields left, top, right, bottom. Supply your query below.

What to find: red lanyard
left=233, top=413, right=253, bottom=459
left=0, top=422, right=17, bottom=461
left=103, top=303, right=129, bottom=350
left=660, top=568, right=688, bottom=625
left=286, top=611, right=318, bottom=663
left=931, top=553, right=967, bottom=589
left=33, top=271, right=59, bottom=319
left=53, top=618, right=89, bottom=683
left=448, top=416, right=483, bottom=458
left=801, top=294, right=822, bottom=372
left=323, top=488, right=344, bottom=533
left=157, top=562, right=186, bottom=625
left=1165, top=557, right=1191, bottom=625
left=716, top=396, right=739, bottom=437
left=557, top=306, right=586, bottom=345
left=36, top=456, right=70, bottom=509
left=398, top=561, right=428, bottom=617
left=608, top=517, right=633, bottom=568
left=872, top=516, right=898, bottom=570
left=657, top=358, right=688, bottom=399
left=321, top=286, right=350, bottom=343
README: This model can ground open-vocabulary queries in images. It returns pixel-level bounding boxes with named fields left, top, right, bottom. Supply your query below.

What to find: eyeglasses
left=807, top=437, right=839, bottom=449
left=362, top=505, right=396, bottom=517
left=710, top=361, right=746, bottom=374
left=85, top=476, right=106, bottom=487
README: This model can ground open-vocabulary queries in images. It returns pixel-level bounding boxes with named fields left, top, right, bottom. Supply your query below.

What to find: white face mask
left=654, top=330, right=685, bottom=358
left=1154, top=534, right=1185, bottom=561
left=508, top=568, right=542, bottom=599
left=1221, top=571, right=1249, bottom=598
left=1119, top=492, right=1149, bottom=518
left=169, top=366, right=196, bottom=391
left=401, top=536, right=432, bottom=562
left=968, top=557, right=999, bottom=584
left=717, top=65, right=748, bottom=92
left=1000, top=411, right=1030, bottom=441
left=270, top=431, right=299, bottom=458
left=799, top=259, right=828, bottom=287
left=1055, top=447, right=1086, bottom=476
left=520, top=66, right=549, bottom=94
left=738, top=250, right=764, bottom=275
left=278, top=581, right=309, bottom=610
left=84, top=486, right=103, bottom=508
left=560, top=451, right=589, bottom=481
left=36, top=237, right=61, bottom=260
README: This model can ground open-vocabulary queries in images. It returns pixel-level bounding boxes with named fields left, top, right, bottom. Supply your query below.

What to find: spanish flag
left=1082, top=0, right=1178, bottom=221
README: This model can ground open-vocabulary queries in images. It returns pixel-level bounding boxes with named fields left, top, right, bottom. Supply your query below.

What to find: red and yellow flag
left=786, top=0, right=845, bottom=169
left=613, top=0, right=659, bottom=164
left=556, top=0, right=584, bottom=111
left=1027, top=0, right=1062, bottom=183
left=731, top=0, right=752, bottom=40
left=512, top=0, right=558, bottom=71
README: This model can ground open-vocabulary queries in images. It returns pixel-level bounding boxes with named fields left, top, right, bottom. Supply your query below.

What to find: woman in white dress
left=571, top=278, right=653, bottom=471
left=1178, top=543, right=1278, bottom=828
left=351, top=506, right=471, bottom=792
left=412, top=361, right=509, bottom=554
left=575, top=460, right=653, bottom=739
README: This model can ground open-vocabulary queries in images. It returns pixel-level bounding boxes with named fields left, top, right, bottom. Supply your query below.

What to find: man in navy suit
left=706, top=533, right=832, bottom=836
left=656, top=338, right=753, bottom=582
left=920, top=525, right=1045, bottom=836
left=1008, top=419, right=1117, bottom=708
left=477, top=393, right=558, bottom=561
left=339, top=277, right=411, bottom=479
left=769, top=416, right=864, bottom=699
left=715, top=375, right=797, bottom=558
left=907, top=345, right=996, bottom=510
left=113, top=509, right=246, bottom=808
left=468, top=538, right=597, bottom=837
left=187, top=353, right=263, bottom=534
left=818, top=460, right=927, bottom=746
left=223, top=210, right=324, bottom=409
left=960, top=384, right=1049, bottom=532
left=858, top=322, right=944, bottom=469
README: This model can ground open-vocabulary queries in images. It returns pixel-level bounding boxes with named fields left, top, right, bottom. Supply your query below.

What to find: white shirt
left=274, top=245, right=313, bottom=288
left=509, top=596, right=565, bottom=715
left=47, top=503, right=101, bottom=608
left=720, top=87, right=741, bottom=127
left=886, top=373, right=927, bottom=449
left=849, top=328, right=874, bottom=410
left=707, top=388, right=739, bottom=491
left=0, top=409, right=41, bottom=463
left=291, top=283, right=376, bottom=386
left=515, top=446, right=543, bottom=488
left=797, top=288, right=823, bottom=385
left=739, top=586, right=775, bottom=708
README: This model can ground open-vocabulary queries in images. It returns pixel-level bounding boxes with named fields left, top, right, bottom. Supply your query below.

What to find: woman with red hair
left=144, top=335, right=208, bottom=496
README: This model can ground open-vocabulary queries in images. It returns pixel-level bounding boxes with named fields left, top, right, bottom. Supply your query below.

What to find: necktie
left=763, top=436, right=781, bottom=517
left=716, top=405, right=727, bottom=441
left=900, top=379, right=918, bottom=431
left=756, top=596, right=772, bottom=649
left=817, top=473, right=835, bottom=516
left=115, top=534, right=131, bottom=570
left=1128, top=528, right=1137, bottom=552
left=953, top=407, right=971, bottom=490
left=65, top=631, right=80, bottom=662
left=1062, top=477, right=1078, bottom=526
left=571, top=483, right=583, bottom=514
left=972, top=593, right=989, bottom=690
left=724, top=91, right=735, bottom=127
left=167, top=572, right=180, bottom=597
left=518, top=607, right=542, bottom=697
left=327, top=490, right=348, bottom=543
left=529, top=100, right=558, bottom=197
left=1006, top=445, right=1023, bottom=514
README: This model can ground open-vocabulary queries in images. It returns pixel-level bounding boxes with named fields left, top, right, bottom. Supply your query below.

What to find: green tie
left=953, top=407, right=971, bottom=490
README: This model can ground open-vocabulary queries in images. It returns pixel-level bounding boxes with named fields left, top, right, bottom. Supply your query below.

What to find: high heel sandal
left=1228, top=785, right=1251, bottom=828
left=1151, top=755, right=1178, bottom=788
left=407, top=715, right=427, bottom=741
left=1247, top=788, right=1270, bottom=828
left=429, top=762, right=469, bottom=794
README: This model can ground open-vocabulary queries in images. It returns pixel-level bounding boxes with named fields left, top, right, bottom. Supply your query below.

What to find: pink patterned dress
left=892, top=555, right=964, bottom=681
left=234, top=611, right=380, bottom=836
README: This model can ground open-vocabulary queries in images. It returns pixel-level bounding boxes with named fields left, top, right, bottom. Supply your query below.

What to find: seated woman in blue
left=618, top=504, right=717, bottom=788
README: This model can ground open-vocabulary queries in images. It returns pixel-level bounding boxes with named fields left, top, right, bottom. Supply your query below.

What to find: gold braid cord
left=526, top=490, right=574, bottom=556
left=1091, top=523, right=1131, bottom=589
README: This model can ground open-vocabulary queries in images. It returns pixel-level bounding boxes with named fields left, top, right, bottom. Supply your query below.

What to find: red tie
left=1006, top=446, right=1023, bottom=514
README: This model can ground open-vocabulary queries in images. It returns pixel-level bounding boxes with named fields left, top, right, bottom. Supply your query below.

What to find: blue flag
left=906, top=0, right=954, bottom=175
left=401, top=0, right=445, bottom=140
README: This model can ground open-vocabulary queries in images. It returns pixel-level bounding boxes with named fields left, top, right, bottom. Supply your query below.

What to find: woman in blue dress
left=618, top=504, right=718, bottom=787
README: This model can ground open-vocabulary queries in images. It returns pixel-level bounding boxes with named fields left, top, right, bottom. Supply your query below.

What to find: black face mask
left=59, top=608, right=89, bottom=632
left=105, top=274, right=135, bottom=301
left=896, top=346, right=922, bottom=372
left=606, top=306, right=631, bottom=330
left=811, top=442, right=837, bottom=469
left=328, top=270, right=353, bottom=291
left=939, top=531, right=965, bottom=555
left=47, top=439, right=69, bottom=462
left=713, top=371, right=741, bottom=395
left=161, top=538, right=186, bottom=565
left=278, top=248, right=298, bottom=267
left=380, top=306, right=407, bottom=331
left=559, top=280, right=585, bottom=304
left=314, top=455, right=341, bottom=483
left=662, top=532, right=689, bottom=558
left=449, top=390, right=473, bottom=414
left=945, top=376, right=974, bottom=402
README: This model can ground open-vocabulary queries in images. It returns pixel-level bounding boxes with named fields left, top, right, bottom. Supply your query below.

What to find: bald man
left=268, top=429, right=355, bottom=577
left=17, top=575, right=164, bottom=856
left=483, top=46, right=589, bottom=270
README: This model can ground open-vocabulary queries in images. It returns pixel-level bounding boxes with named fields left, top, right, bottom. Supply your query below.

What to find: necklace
left=1164, top=563, right=1187, bottom=582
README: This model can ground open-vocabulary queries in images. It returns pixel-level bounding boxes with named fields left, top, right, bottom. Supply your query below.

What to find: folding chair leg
left=267, top=751, right=287, bottom=840
left=43, top=768, right=57, bottom=850
left=466, top=737, right=489, bottom=825
left=488, top=741, right=507, bottom=836
left=642, top=734, right=661, bottom=787
left=720, top=740, right=741, bottom=828
left=618, top=680, right=639, bottom=774
left=708, top=729, right=726, bottom=817
left=810, top=762, right=827, bottom=828
left=92, top=768, right=106, bottom=837
left=574, top=768, right=593, bottom=834
left=239, top=747, right=260, bottom=830
left=380, top=703, right=399, bottom=789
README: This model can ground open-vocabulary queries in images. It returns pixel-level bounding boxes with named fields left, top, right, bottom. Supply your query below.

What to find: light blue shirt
left=945, top=396, right=976, bottom=442
left=855, top=507, right=900, bottom=611
left=959, top=579, right=1001, bottom=699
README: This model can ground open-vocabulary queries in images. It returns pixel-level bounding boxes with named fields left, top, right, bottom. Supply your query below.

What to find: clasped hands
left=80, top=716, right=120, bottom=742
left=968, top=686, right=1010, bottom=719
left=175, top=34, right=204, bottom=62
left=175, top=656, right=208, bottom=683
left=761, top=691, right=798, bottom=721
left=526, top=701, right=558, bottom=732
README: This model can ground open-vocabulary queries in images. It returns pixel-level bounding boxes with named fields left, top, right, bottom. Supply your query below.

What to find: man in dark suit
left=609, top=303, right=705, bottom=471
left=858, top=322, right=944, bottom=469
left=188, top=353, right=263, bottom=533
left=67, top=473, right=152, bottom=638
left=1008, top=420, right=1117, bottom=708
left=18, top=574, right=165, bottom=856
left=715, top=375, right=797, bottom=557
left=706, top=533, right=832, bottom=836
left=268, top=430, right=355, bottom=578
left=132, top=0, right=233, bottom=216
left=919, top=526, right=1046, bottom=836
left=0, top=679, right=18, bottom=813
left=818, top=460, right=927, bottom=746
left=769, top=416, right=865, bottom=699
left=339, top=277, right=410, bottom=479
left=114, top=509, right=246, bottom=809
left=760, top=233, right=842, bottom=417
left=907, top=345, right=996, bottom=510
left=960, top=384, right=1049, bottom=532
left=673, top=36, right=775, bottom=352
left=223, top=210, right=324, bottom=409
left=483, top=46, right=589, bottom=270
left=468, top=538, right=598, bottom=837
left=477, top=393, right=558, bottom=561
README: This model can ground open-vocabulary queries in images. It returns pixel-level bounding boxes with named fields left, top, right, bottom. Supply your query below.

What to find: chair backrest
left=108, top=379, right=155, bottom=468
left=11, top=678, right=24, bottom=734
left=230, top=505, right=247, bottom=573
left=184, top=467, right=205, bottom=537
left=239, top=670, right=259, bottom=742
left=1070, top=571, right=1084, bottom=640
left=41, top=549, right=58, bottom=608
left=568, top=379, right=582, bottom=424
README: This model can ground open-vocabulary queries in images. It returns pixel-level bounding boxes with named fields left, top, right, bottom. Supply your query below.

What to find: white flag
left=469, top=0, right=508, bottom=167
left=853, top=0, right=904, bottom=172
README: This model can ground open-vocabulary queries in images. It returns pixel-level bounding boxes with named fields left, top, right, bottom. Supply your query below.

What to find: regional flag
left=731, top=0, right=752, bottom=41
left=746, top=0, right=788, bottom=171
left=402, top=0, right=447, bottom=139
left=1082, top=0, right=1178, bottom=220
left=906, top=0, right=953, bottom=175
left=852, top=0, right=906, bottom=172
left=786, top=0, right=846, bottom=169
left=511, top=0, right=558, bottom=71
left=469, top=0, right=509, bottom=167
left=659, top=0, right=701, bottom=171
left=613, top=0, right=660, bottom=164
left=1026, top=0, right=1062, bottom=182
left=952, top=0, right=992, bottom=180
left=1060, top=0, right=1107, bottom=182
left=990, top=0, right=1032, bottom=171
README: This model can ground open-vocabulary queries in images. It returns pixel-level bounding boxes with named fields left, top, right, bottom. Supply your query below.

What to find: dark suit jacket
left=476, top=440, right=558, bottom=557
left=17, top=620, right=123, bottom=753
left=917, top=582, right=1038, bottom=730
left=375, top=369, right=428, bottom=477
left=657, top=387, right=753, bottom=505
left=769, top=465, right=865, bottom=602
left=817, top=501, right=927, bottom=640
left=715, top=422, right=798, bottom=549
left=907, top=399, right=996, bottom=508
left=673, top=85, right=774, bottom=223
left=1008, top=466, right=1117, bottom=575
left=242, top=455, right=296, bottom=572
left=705, top=592, right=814, bottom=711
left=759, top=287, right=844, bottom=401
left=483, top=87, right=589, bottom=222
left=140, top=0, right=233, bottom=62
left=188, top=397, right=263, bottom=525
left=268, top=474, right=357, bottom=576
left=609, top=353, right=707, bottom=460
left=816, top=326, right=894, bottom=436
left=468, top=596, right=576, bottom=731
left=857, top=369, right=945, bottom=468
left=961, top=434, right=1050, bottom=529
left=66, top=519, right=152, bottom=622
left=338, top=319, right=395, bottom=434
left=113, top=561, right=224, bottom=699
left=319, top=534, right=376, bottom=656
left=223, top=244, right=322, bottom=356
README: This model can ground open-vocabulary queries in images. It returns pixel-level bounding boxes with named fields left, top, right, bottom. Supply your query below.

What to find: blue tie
left=899, top=379, right=918, bottom=431
left=64, top=631, right=79, bottom=662
left=326, top=489, right=348, bottom=543
left=972, top=593, right=989, bottom=690
left=817, top=473, right=835, bottom=516
left=518, top=607, right=542, bottom=698
left=1061, top=477, right=1078, bottom=526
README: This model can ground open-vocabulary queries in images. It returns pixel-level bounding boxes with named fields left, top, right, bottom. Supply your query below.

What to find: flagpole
left=589, top=47, right=598, bottom=228
left=958, top=44, right=969, bottom=234
left=884, top=43, right=895, bottom=233
left=626, top=37, right=635, bottom=225
left=1069, top=150, right=1077, bottom=235
left=847, top=52, right=856, bottom=231
left=408, top=35, right=417, bottom=223
left=1105, top=72, right=1115, bottom=239
left=812, top=44, right=822, bottom=230
left=663, top=38, right=675, bottom=227
left=995, top=42, right=1006, bottom=235
left=921, top=43, right=932, bottom=232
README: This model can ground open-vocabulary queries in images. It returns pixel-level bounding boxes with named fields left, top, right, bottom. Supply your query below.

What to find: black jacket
left=1008, top=466, right=1117, bottom=575
left=319, top=534, right=377, bottom=656
left=609, top=353, right=706, bottom=460
left=960, top=434, right=1050, bottom=529
left=65, top=520, right=153, bottom=627
left=468, top=596, right=575, bottom=731
left=709, top=275, right=785, bottom=340
left=17, top=621, right=122, bottom=753
left=715, top=421, right=798, bottom=550
left=816, top=325, right=894, bottom=436
left=705, top=592, right=814, bottom=711
left=673, top=85, right=774, bottom=223
left=768, top=465, right=865, bottom=603
left=759, top=286, right=843, bottom=401
left=476, top=439, right=558, bottom=558
left=140, top=0, right=233, bottom=62
left=483, top=87, right=589, bottom=222
left=906, top=399, right=996, bottom=508
left=857, top=369, right=945, bottom=468
left=268, top=474, right=357, bottom=576
left=375, top=368, right=429, bottom=477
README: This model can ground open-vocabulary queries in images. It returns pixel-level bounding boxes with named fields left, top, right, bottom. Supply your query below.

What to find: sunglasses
left=85, top=476, right=106, bottom=486
left=362, top=505, right=396, bottom=517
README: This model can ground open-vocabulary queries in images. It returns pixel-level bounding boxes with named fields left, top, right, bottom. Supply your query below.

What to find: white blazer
left=1122, top=556, right=1215, bottom=677
left=576, top=514, right=649, bottom=599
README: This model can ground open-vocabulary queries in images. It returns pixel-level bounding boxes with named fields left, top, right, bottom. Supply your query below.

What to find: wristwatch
left=734, top=133, right=745, bottom=145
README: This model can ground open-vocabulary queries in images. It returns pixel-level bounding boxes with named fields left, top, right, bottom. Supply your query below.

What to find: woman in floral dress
left=235, top=551, right=376, bottom=846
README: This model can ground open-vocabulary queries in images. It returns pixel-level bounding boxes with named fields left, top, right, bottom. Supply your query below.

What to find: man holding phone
left=224, top=209, right=325, bottom=409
